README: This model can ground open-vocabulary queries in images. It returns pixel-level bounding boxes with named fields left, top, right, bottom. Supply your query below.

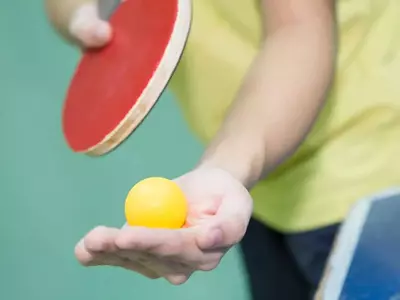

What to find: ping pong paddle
left=62, top=0, right=191, bottom=156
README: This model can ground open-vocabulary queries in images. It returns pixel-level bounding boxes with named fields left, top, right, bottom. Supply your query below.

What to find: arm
left=199, top=0, right=337, bottom=189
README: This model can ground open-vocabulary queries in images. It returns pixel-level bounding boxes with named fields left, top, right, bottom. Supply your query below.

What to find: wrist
left=198, top=141, right=265, bottom=190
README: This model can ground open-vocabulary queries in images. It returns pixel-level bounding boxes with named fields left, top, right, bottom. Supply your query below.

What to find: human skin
left=45, top=0, right=336, bottom=284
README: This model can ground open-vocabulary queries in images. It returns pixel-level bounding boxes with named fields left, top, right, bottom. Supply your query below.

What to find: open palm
left=75, top=167, right=253, bottom=284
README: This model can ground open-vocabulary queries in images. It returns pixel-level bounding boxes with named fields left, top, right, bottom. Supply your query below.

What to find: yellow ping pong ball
left=124, top=177, right=188, bottom=229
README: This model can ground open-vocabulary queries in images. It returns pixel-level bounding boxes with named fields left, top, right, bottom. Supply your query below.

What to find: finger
left=75, top=238, right=119, bottom=266
left=197, top=183, right=252, bottom=250
left=76, top=242, right=159, bottom=279
left=164, top=271, right=193, bottom=286
left=184, top=200, right=221, bottom=227
left=116, top=226, right=186, bottom=255
left=117, top=259, right=160, bottom=279
left=115, top=227, right=201, bottom=261
left=75, top=226, right=119, bottom=266
left=140, top=256, right=192, bottom=285
left=75, top=238, right=160, bottom=278
left=83, top=226, right=119, bottom=253
left=195, top=217, right=248, bottom=251
left=118, top=248, right=189, bottom=270
left=69, top=3, right=112, bottom=48
left=117, top=249, right=154, bottom=265
left=118, top=249, right=191, bottom=282
left=75, top=239, right=97, bottom=266
left=195, top=226, right=224, bottom=251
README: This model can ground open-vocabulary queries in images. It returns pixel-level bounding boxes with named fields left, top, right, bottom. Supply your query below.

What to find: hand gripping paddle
left=62, top=0, right=191, bottom=155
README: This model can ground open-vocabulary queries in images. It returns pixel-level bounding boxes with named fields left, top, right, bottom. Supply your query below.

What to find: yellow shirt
left=168, top=0, right=400, bottom=232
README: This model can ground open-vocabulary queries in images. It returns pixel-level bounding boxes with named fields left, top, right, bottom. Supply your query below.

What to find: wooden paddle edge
left=81, top=0, right=192, bottom=156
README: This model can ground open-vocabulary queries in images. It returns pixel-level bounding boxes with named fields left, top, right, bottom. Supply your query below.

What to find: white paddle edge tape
left=317, top=188, right=400, bottom=300
left=83, top=0, right=192, bottom=156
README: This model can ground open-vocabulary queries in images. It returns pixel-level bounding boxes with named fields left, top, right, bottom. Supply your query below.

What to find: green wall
left=0, top=1, right=249, bottom=299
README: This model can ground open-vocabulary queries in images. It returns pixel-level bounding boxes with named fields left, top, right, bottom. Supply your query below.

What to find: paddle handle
left=98, top=0, right=122, bottom=20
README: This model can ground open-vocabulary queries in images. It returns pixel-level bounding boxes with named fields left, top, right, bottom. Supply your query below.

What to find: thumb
left=69, top=2, right=112, bottom=48
left=196, top=183, right=253, bottom=250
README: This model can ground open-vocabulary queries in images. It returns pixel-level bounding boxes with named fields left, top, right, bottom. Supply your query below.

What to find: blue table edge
left=318, top=188, right=400, bottom=300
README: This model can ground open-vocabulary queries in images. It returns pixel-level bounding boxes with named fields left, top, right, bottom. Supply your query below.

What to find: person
left=45, top=0, right=400, bottom=299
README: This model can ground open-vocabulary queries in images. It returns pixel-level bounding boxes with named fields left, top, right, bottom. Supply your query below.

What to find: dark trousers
left=240, top=218, right=339, bottom=300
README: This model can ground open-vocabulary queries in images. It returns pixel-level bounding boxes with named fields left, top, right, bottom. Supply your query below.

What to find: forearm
left=200, top=21, right=336, bottom=189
